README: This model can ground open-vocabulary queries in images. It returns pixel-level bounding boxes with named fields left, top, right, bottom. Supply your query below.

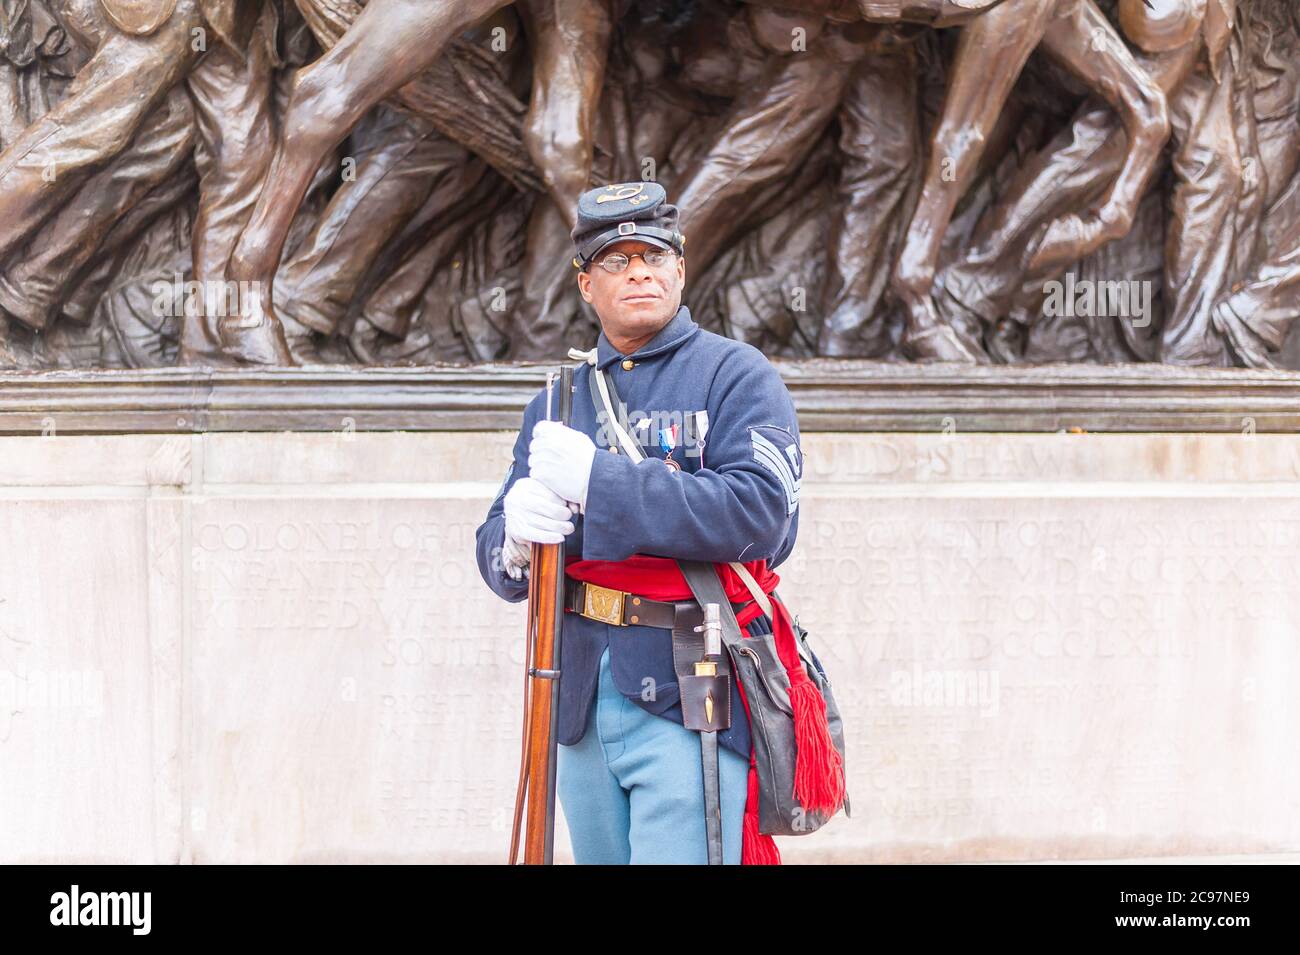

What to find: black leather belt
left=564, top=578, right=679, bottom=628
left=565, top=578, right=749, bottom=629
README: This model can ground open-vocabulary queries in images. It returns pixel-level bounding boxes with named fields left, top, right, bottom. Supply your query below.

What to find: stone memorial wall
left=1, top=431, right=1297, bottom=862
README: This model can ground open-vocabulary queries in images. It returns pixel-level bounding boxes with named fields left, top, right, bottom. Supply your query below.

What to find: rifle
left=509, top=365, right=574, bottom=864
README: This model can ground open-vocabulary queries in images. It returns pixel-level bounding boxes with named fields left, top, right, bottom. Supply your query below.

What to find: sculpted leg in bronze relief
left=1160, top=2, right=1261, bottom=366
left=270, top=107, right=449, bottom=362
left=851, top=0, right=1008, bottom=24
left=891, top=0, right=1169, bottom=363
left=0, top=0, right=273, bottom=365
left=504, top=0, right=620, bottom=360
left=348, top=152, right=496, bottom=362
left=937, top=40, right=1200, bottom=355
left=0, top=0, right=203, bottom=267
left=183, top=0, right=278, bottom=365
left=1016, top=0, right=1173, bottom=280
left=225, top=0, right=511, bottom=365
left=939, top=1, right=1261, bottom=366
left=671, top=8, right=871, bottom=278
left=1211, top=1, right=1300, bottom=366
left=817, top=35, right=920, bottom=357
left=0, top=84, right=195, bottom=333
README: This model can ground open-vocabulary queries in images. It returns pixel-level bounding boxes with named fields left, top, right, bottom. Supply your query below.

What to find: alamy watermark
left=50, top=885, right=150, bottom=935
left=1043, top=273, right=1152, bottom=328
left=889, top=664, right=1000, bottom=717
left=150, top=274, right=263, bottom=319
left=0, top=668, right=104, bottom=718
left=595, top=407, right=707, bottom=459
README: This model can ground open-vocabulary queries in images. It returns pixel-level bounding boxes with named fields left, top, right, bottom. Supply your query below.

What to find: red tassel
left=741, top=765, right=781, bottom=865
left=790, top=677, right=845, bottom=816
left=764, top=594, right=845, bottom=819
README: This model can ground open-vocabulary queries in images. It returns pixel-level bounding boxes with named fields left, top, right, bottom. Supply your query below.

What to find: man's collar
left=595, top=305, right=698, bottom=370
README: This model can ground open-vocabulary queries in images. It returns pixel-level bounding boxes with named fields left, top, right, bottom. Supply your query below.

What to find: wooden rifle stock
left=509, top=365, right=574, bottom=864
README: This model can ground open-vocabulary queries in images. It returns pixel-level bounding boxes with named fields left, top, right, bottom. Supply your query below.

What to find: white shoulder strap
left=728, top=561, right=772, bottom=619
left=577, top=349, right=645, bottom=461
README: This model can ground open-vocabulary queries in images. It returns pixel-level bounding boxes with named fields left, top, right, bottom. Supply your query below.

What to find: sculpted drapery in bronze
left=0, top=0, right=1297, bottom=369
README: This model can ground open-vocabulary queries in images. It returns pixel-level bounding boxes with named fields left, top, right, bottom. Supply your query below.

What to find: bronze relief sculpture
left=0, top=0, right=1296, bottom=370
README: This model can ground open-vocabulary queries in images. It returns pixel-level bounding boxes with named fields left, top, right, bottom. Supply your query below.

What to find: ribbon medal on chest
left=658, top=423, right=682, bottom=471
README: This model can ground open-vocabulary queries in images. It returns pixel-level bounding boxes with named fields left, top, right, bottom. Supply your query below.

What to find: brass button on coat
left=621, top=359, right=635, bottom=370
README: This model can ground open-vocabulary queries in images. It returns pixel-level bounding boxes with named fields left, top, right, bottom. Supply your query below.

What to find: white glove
left=501, top=477, right=575, bottom=580
left=528, top=420, right=597, bottom=511
left=500, top=532, right=532, bottom=581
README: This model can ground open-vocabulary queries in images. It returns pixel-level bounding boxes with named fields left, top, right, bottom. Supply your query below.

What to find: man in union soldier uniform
left=475, top=181, right=827, bottom=864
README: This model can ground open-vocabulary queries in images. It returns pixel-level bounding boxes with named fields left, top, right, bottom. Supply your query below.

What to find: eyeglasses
left=591, top=249, right=677, bottom=274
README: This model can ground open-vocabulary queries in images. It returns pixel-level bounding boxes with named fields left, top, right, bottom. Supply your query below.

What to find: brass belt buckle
left=583, top=583, right=625, bottom=626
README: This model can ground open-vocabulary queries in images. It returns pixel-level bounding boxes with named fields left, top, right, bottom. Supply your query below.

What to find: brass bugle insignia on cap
left=596, top=183, right=646, bottom=204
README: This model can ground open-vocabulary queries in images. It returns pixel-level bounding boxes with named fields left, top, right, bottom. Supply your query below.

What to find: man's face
left=576, top=238, right=686, bottom=343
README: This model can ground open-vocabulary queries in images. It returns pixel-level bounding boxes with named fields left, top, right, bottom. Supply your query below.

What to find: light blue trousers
left=557, top=646, right=750, bottom=864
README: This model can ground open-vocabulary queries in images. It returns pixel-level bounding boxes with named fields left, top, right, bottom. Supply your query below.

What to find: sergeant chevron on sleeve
left=475, top=180, right=847, bottom=866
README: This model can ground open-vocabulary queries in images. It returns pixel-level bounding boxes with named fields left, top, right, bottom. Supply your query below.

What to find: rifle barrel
left=513, top=365, right=575, bottom=864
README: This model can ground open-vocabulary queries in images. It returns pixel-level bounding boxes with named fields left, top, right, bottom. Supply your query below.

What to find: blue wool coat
left=474, top=304, right=803, bottom=759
